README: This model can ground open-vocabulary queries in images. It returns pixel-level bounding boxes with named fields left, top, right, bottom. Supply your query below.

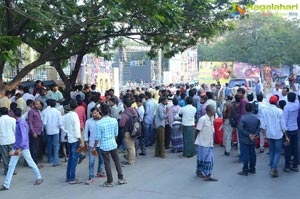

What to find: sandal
left=34, top=179, right=43, bottom=185
left=203, top=177, right=218, bottom=181
left=69, top=179, right=81, bottom=184
left=85, top=178, right=95, bottom=185
left=196, top=171, right=205, bottom=178
left=96, top=172, right=106, bottom=178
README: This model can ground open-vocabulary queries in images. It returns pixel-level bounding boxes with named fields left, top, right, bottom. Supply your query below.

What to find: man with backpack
left=119, top=99, right=140, bottom=166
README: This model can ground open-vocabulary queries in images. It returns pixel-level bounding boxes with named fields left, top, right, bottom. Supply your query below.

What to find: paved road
left=0, top=145, right=299, bottom=199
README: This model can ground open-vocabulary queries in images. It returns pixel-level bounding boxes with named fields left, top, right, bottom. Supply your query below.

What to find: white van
left=229, top=78, right=259, bottom=94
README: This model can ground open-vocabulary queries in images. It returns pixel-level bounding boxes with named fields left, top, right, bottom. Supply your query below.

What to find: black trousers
left=101, top=149, right=124, bottom=183
left=165, top=124, right=171, bottom=149
left=29, top=134, right=40, bottom=164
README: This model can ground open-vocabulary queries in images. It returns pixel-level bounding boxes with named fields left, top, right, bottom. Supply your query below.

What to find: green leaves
left=0, top=0, right=231, bottom=86
left=199, top=15, right=300, bottom=66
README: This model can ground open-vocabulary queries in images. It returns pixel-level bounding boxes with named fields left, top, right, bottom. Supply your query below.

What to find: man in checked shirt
left=94, top=104, right=127, bottom=187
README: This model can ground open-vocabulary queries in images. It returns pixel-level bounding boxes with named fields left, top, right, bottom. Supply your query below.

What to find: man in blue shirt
left=283, top=92, right=299, bottom=173
left=237, top=103, right=261, bottom=176
left=224, top=83, right=231, bottom=100
left=84, top=107, right=106, bottom=185
left=143, top=91, right=156, bottom=146
left=255, top=80, right=262, bottom=96
left=154, top=97, right=168, bottom=158
left=94, top=104, right=127, bottom=187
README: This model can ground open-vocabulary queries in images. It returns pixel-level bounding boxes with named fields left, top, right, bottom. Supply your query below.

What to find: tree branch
left=6, top=58, right=46, bottom=90
left=11, top=19, right=31, bottom=35
left=5, top=0, right=14, bottom=34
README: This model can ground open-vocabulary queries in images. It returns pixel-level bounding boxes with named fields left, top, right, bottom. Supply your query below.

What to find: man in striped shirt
left=261, top=95, right=288, bottom=177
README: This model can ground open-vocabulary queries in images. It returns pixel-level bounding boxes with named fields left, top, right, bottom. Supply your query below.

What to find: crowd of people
left=0, top=79, right=299, bottom=190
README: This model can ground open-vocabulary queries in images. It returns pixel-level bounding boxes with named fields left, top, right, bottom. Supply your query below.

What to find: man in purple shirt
left=234, top=88, right=248, bottom=163
left=237, top=88, right=248, bottom=121
left=0, top=108, right=43, bottom=191
left=28, top=100, right=43, bottom=168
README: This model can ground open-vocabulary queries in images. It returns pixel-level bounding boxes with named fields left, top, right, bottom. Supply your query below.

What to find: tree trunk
left=69, top=53, right=85, bottom=88
left=0, top=60, right=5, bottom=84
left=53, top=61, right=71, bottom=91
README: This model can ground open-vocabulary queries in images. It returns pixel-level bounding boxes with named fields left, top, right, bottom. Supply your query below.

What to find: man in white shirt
left=178, top=96, right=197, bottom=158
left=22, top=87, right=35, bottom=103
left=280, top=87, right=289, bottom=102
left=87, top=95, right=97, bottom=119
left=261, top=96, right=288, bottom=177
left=109, top=97, right=119, bottom=120
left=21, top=99, right=34, bottom=121
left=63, top=100, right=82, bottom=184
left=136, top=97, right=146, bottom=156
left=195, top=105, right=217, bottom=181
left=272, top=82, right=283, bottom=99
left=256, top=94, right=267, bottom=153
left=0, top=107, right=16, bottom=175
left=43, top=99, right=63, bottom=167
left=206, top=91, right=217, bottom=111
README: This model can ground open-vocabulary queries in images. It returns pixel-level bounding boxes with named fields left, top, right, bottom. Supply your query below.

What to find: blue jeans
left=46, top=134, right=59, bottom=166
left=267, top=138, right=283, bottom=169
left=88, top=147, right=104, bottom=179
left=66, top=142, right=79, bottom=181
left=121, top=139, right=127, bottom=151
left=4, top=149, right=42, bottom=189
left=240, top=143, right=256, bottom=173
left=144, top=123, right=154, bottom=146
left=284, top=131, right=298, bottom=169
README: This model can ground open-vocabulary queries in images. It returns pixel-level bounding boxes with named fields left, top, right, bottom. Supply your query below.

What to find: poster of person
left=263, top=65, right=272, bottom=89
left=233, top=62, right=260, bottom=80
left=270, top=65, right=290, bottom=82
left=199, top=62, right=233, bottom=85
left=97, top=75, right=111, bottom=95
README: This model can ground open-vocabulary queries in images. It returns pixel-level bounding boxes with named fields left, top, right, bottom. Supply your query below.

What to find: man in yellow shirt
left=0, top=91, right=11, bottom=110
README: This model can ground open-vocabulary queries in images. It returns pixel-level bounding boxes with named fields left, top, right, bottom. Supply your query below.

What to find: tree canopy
left=0, top=0, right=232, bottom=92
left=198, top=14, right=300, bottom=66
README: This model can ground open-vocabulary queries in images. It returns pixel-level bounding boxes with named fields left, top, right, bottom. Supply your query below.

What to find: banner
left=70, top=54, right=113, bottom=93
left=198, top=62, right=233, bottom=85
left=233, top=62, right=260, bottom=80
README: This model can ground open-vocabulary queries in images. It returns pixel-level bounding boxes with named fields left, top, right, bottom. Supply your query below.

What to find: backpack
left=230, top=101, right=238, bottom=128
left=124, top=111, right=142, bottom=139
left=252, top=101, right=259, bottom=114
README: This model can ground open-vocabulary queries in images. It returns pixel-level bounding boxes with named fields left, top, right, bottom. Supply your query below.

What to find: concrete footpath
left=0, top=145, right=299, bottom=199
